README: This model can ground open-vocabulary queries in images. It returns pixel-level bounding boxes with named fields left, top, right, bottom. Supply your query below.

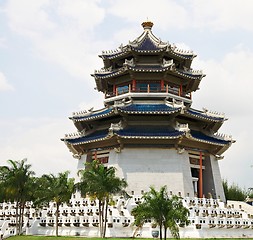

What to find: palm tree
left=77, top=160, right=127, bottom=238
left=132, top=186, right=167, bottom=240
left=162, top=195, right=189, bottom=239
left=0, top=159, right=35, bottom=235
left=132, top=186, right=189, bottom=240
left=37, top=171, right=74, bottom=237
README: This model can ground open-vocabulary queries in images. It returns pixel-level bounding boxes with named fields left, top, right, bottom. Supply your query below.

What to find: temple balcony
left=104, top=83, right=192, bottom=105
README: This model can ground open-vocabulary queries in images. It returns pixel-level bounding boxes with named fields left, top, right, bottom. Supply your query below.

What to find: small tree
left=223, top=179, right=247, bottom=201
left=132, top=186, right=189, bottom=240
left=163, top=195, right=189, bottom=239
left=77, top=160, right=127, bottom=238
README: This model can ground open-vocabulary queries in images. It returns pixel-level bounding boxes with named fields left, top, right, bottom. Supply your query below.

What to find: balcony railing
left=105, top=84, right=191, bottom=99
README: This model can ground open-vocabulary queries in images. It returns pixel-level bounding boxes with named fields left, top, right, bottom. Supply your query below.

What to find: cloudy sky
left=0, top=0, right=253, bottom=189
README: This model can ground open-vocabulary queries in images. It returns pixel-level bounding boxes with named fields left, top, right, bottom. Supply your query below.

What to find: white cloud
left=0, top=71, right=14, bottom=91
left=56, top=0, right=104, bottom=32
left=107, top=0, right=253, bottom=32
left=192, top=0, right=253, bottom=31
left=193, top=48, right=253, bottom=116
left=5, top=0, right=106, bottom=79
left=6, top=0, right=55, bottom=37
left=5, top=0, right=253, bottom=83
left=0, top=37, right=7, bottom=48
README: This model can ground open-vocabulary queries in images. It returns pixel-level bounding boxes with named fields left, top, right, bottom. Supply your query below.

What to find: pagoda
left=62, top=21, right=234, bottom=202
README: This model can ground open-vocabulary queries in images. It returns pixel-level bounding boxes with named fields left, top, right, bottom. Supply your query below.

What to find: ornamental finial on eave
left=141, top=20, right=153, bottom=30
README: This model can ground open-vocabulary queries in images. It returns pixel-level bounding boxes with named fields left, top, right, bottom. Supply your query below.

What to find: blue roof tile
left=186, top=109, right=224, bottom=122
left=119, top=104, right=179, bottom=113
left=117, top=126, right=183, bottom=138
left=135, top=37, right=160, bottom=51
left=190, top=130, right=230, bottom=145
left=65, top=129, right=108, bottom=145
left=64, top=127, right=230, bottom=146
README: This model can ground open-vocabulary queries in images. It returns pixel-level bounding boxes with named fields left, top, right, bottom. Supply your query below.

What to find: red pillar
left=132, top=79, right=136, bottom=92
left=161, top=79, right=164, bottom=91
left=179, top=84, right=183, bottom=96
left=199, top=151, right=203, bottom=198
left=113, top=85, right=116, bottom=95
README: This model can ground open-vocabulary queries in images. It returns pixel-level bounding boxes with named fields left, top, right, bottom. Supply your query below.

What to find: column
left=198, top=151, right=203, bottom=198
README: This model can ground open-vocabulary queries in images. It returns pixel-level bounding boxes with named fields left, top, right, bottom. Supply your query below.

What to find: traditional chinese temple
left=1, top=21, right=253, bottom=239
left=63, top=21, right=234, bottom=202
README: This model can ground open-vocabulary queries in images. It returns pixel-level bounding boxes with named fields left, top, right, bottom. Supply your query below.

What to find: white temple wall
left=108, top=148, right=194, bottom=197
left=209, top=155, right=225, bottom=202
left=181, top=150, right=195, bottom=197
left=75, top=154, right=87, bottom=183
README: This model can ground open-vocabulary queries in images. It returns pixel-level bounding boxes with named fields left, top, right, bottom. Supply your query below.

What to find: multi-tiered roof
left=62, top=21, right=234, bottom=159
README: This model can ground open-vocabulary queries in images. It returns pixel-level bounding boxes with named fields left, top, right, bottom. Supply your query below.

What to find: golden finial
left=141, top=19, right=154, bottom=30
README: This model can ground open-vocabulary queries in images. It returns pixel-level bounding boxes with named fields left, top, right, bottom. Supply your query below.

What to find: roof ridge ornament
left=202, top=108, right=225, bottom=119
left=109, top=120, right=123, bottom=131
left=95, top=66, right=112, bottom=74
left=172, top=99, right=184, bottom=108
left=64, top=130, right=85, bottom=139
left=123, top=58, right=135, bottom=67
left=162, top=59, right=174, bottom=67
left=175, top=122, right=190, bottom=134
left=109, top=121, right=123, bottom=137
left=214, top=132, right=234, bottom=142
left=114, top=99, right=132, bottom=108
left=183, top=66, right=204, bottom=76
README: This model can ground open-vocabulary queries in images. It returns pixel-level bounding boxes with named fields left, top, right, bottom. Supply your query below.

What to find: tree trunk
left=159, top=224, right=163, bottom=240
left=103, top=199, right=108, bottom=238
left=101, top=200, right=105, bottom=238
left=98, top=200, right=103, bottom=238
left=19, top=202, right=25, bottom=235
left=132, top=224, right=143, bottom=238
left=164, top=226, right=167, bottom=240
left=15, top=201, right=19, bottom=235
left=56, top=203, right=59, bottom=237
left=18, top=202, right=22, bottom=235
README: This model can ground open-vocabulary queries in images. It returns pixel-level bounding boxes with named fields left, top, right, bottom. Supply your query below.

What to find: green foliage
left=38, top=172, right=74, bottom=205
left=35, top=171, right=74, bottom=236
left=0, top=158, right=75, bottom=237
left=77, top=160, right=127, bottom=238
left=132, top=186, right=189, bottom=240
left=0, top=159, right=35, bottom=202
left=223, top=179, right=247, bottom=201
left=0, top=159, right=35, bottom=234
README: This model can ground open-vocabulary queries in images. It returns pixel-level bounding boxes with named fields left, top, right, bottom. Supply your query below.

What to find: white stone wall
left=210, top=155, right=225, bottom=202
left=108, top=148, right=194, bottom=197
left=75, top=154, right=87, bottom=183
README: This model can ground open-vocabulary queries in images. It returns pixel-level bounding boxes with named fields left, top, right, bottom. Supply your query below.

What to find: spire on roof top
left=141, top=20, right=153, bottom=30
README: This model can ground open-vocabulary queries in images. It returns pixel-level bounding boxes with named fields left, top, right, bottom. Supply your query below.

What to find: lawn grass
left=7, top=237, right=151, bottom=240
left=7, top=237, right=253, bottom=240
left=8, top=237, right=84, bottom=240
